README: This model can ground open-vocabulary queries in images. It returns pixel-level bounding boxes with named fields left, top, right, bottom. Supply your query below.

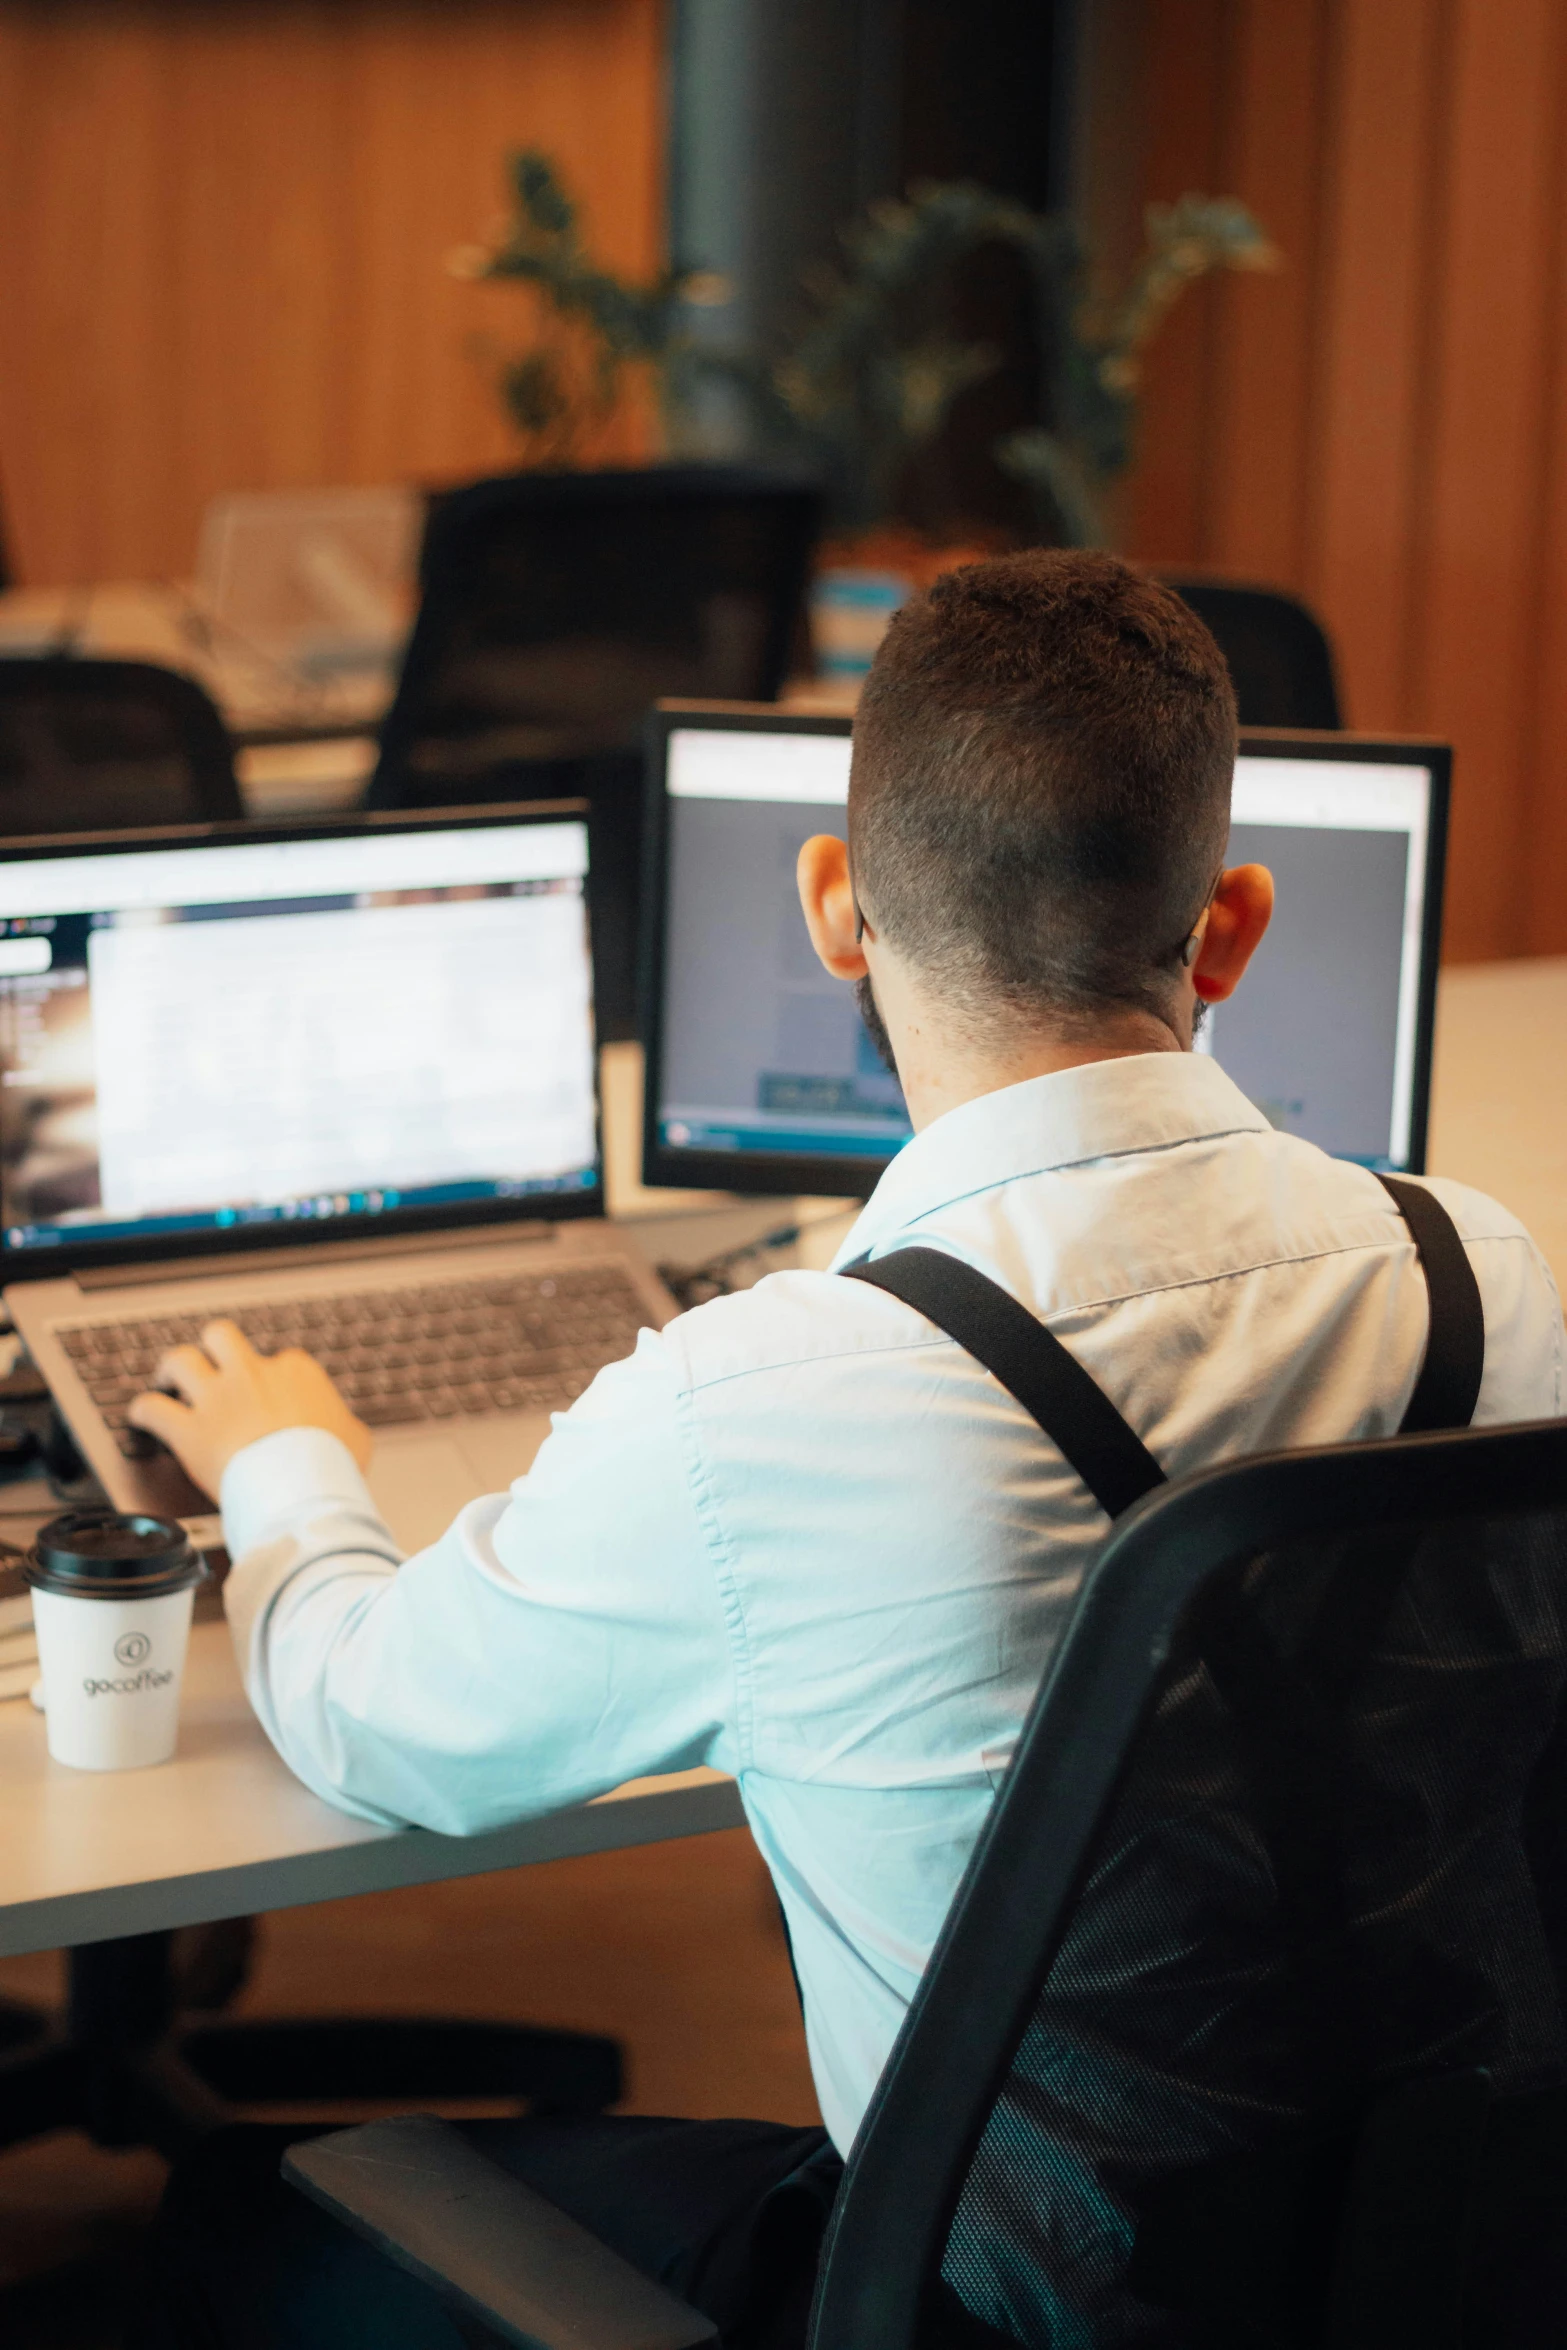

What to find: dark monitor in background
left=640, top=707, right=1451, bottom=1199
left=366, top=465, right=821, bottom=1040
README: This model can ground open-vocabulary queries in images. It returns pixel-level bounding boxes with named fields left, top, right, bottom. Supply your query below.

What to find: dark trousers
left=129, top=2114, right=841, bottom=2350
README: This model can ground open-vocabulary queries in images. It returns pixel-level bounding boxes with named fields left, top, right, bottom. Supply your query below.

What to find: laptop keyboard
left=54, top=1263, right=649, bottom=1456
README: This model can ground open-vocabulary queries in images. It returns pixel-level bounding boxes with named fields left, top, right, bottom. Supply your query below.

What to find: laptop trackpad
left=366, top=1438, right=485, bottom=1556
left=366, top=1418, right=550, bottom=1556
left=454, top=1415, right=549, bottom=1494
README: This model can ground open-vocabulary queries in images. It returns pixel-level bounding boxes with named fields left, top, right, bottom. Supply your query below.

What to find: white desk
left=0, top=1040, right=817, bottom=1964
left=0, top=959, right=1559, bottom=1963
left=1428, top=955, right=1567, bottom=1293
left=0, top=1616, right=742, bottom=1961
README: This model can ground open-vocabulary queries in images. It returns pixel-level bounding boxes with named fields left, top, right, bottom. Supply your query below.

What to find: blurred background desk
left=0, top=1621, right=742, bottom=1965
left=0, top=579, right=387, bottom=816
left=0, top=567, right=855, bottom=823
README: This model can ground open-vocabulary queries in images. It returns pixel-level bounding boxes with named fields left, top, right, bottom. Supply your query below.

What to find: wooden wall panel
left=1110, top=0, right=1567, bottom=960
left=1412, top=0, right=1564, bottom=960
left=1124, top=0, right=1332, bottom=582
left=1119, top=1, right=1227, bottom=563
left=1200, top=0, right=1330, bottom=586
left=1521, top=62, right=1567, bottom=955
left=1307, top=0, right=1445, bottom=730
left=0, top=0, right=665, bottom=585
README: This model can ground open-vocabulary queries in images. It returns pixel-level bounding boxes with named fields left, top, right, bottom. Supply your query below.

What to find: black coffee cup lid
left=24, top=1511, right=207, bottom=1601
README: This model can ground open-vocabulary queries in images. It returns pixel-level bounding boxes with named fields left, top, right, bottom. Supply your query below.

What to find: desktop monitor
left=641, top=706, right=1451, bottom=1198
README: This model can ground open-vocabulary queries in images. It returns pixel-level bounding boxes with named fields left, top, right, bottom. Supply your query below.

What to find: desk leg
left=68, top=1932, right=229, bottom=2154
left=0, top=1941, right=230, bottom=2158
left=0, top=1993, right=75, bottom=2152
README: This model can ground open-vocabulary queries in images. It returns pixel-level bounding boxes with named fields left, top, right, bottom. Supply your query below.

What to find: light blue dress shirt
left=221, top=1053, right=1564, bottom=2152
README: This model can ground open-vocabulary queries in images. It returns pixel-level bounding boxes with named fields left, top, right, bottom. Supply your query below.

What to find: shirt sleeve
left=218, top=1327, right=738, bottom=1833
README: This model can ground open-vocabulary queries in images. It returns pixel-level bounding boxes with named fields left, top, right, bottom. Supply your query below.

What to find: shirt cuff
left=219, top=1426, right=379, bottom=1557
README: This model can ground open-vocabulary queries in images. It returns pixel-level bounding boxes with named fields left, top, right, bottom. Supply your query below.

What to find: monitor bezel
left=1235, top=729, right=1451, bottom=1175
left=0, top=799, right=605, bottom=1278
left=639, top=708, right=1453, bottom=1198
left=641, top=703, right=865, bottom=1200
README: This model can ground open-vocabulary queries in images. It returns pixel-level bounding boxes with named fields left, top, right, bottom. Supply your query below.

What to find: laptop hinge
left=73, top=1221, right=561, bottom=1292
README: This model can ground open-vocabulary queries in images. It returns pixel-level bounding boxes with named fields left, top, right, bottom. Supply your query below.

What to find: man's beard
left=855, top=973, right=899, bottom=1075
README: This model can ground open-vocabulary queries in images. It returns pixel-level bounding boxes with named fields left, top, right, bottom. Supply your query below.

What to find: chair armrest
left=283, top=2116, right=718, bottom=2350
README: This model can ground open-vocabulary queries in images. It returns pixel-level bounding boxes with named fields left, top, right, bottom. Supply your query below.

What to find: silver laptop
left=2, top=804, right=676, bottom=1554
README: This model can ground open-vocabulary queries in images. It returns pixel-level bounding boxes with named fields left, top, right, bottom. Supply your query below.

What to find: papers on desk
left=236, top=735, right=377, bottom=816
left=0, top=1582, right=36, bottom=1700
left=0, top=1652, right=38, bottom=1702
left=0, top=620, right=64, bottom=655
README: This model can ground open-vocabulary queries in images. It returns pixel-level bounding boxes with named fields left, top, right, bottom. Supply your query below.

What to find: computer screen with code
left=646, top=717, right=1445, bottom=1195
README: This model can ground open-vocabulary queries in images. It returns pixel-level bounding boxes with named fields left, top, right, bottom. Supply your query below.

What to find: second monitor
left=641, top=706, right=1450, bottom=1199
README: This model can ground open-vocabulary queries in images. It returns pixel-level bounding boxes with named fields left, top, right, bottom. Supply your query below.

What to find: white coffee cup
left=25, top=1511, right=207, bottom=1771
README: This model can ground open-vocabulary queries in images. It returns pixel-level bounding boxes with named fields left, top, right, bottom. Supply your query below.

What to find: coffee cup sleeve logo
left=114, top=1630, right=153, bottom=1667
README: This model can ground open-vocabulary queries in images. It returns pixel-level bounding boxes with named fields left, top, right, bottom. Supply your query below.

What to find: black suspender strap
left=841, top=1246, right=1166, bottom=1521
left=843, top=1178, right=1484, bottom=1522
left=1375, top=1173, right=1486, bottom=1433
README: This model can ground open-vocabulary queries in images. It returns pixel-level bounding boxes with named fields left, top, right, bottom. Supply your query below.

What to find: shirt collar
left=832, top=1051, right=1273, bottom=1267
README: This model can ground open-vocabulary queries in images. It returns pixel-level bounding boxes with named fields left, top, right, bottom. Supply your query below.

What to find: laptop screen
left=0, top=810, right=598, bottom=1267
left=642, top=714, right=1449, bottom=1196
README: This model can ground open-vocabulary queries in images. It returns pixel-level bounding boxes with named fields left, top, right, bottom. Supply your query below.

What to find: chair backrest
left=1160, top=576, right=1344, bottom=730
left=0, top=655, right=242, bottom=832
left=812, top=1419, right=1567, bottom=2350
left=369, top=462, right=820, bottom=807
left=367, top=463, right=819, bottom=1040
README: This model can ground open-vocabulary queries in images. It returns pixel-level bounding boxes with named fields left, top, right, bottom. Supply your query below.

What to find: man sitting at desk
left=131, top=552, right=1563, bottom=2350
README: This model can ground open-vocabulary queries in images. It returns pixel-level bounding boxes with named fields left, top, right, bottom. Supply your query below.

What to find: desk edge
left=0, top=1776, right=746, bottom=1958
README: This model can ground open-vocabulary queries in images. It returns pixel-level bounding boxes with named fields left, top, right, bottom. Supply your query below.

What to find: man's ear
left=1191, top=863, right=1274, bottom=1004
left=796, top=835, right=868, bottom=980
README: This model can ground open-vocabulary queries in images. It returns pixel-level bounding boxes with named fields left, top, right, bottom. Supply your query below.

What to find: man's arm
left=177, top=1333, right=737, bottom=1832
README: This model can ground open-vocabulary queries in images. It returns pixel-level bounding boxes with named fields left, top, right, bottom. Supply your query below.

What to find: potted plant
left=448, top=151, right=722, bottom=464
left=453, top=159, right=1277, bottom=682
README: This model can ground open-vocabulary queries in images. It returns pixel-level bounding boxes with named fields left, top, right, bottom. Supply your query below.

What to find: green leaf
left=510, top=151, right=575, bottom=238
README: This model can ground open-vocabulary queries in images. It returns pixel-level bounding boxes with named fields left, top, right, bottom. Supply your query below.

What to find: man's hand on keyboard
left=128, top=1320, right=373, bottom=1500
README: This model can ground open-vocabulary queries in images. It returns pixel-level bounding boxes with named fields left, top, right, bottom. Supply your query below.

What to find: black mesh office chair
left=366, top=464, right=822, bottom=1039
left=1160, top=576, right=1344, bottom=730
left=289, top=1414, right=1567, bottom=2347
left=0, top=655, right=243, bottom=829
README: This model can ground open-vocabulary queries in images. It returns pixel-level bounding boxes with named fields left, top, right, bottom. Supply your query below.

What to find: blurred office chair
left=0, top=655, right=243, bottom=830
left=367, top=464, right=822, bottom=1038
left=1160, top=575, right=1344, bottom=730
left=291, top=1414, right=1567, bottom=2347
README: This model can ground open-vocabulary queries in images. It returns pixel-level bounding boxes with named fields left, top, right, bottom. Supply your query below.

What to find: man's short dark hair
left=850, top=549, right=1237, bottom=1027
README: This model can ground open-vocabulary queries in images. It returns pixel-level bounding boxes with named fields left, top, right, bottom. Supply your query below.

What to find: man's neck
left=880, top=979, right=1188, bottom=1135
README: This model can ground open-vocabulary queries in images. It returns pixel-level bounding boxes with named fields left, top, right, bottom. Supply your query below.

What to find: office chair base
left=0, top=1933, right=623, bottom=2161
left=184, top=2016, right=621, bottom=2113
left=0, top=2000, right=78, bottom=2148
